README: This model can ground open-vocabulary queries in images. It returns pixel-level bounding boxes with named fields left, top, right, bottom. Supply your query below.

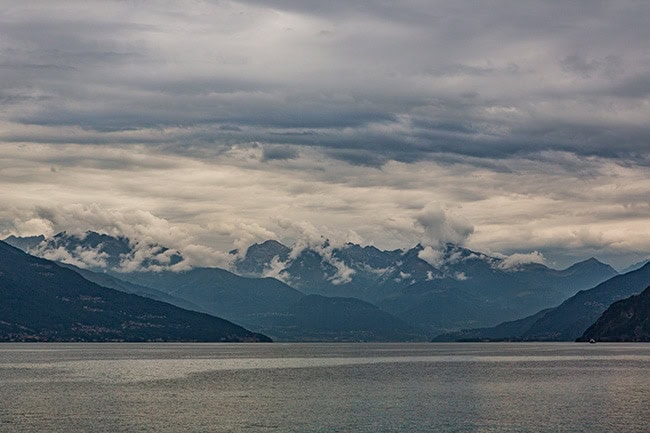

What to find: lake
left=1, top=343, right=648, bottom=432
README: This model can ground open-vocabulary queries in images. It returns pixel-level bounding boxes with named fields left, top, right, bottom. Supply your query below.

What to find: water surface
left=1, top=343, right=648, bottom=432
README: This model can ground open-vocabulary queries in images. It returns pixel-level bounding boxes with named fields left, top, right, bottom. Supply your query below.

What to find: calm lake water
left=1, top=343, right=648, bottom=432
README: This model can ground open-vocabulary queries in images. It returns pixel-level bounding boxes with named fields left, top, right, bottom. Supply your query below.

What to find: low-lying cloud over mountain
left=5, top=231, right=622, bottom=336
left=2, top=1, right=650, bottom=268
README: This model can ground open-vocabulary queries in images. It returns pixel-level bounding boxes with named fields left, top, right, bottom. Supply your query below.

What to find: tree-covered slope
left=578, top=286, right=650, bottom=342
left=0, top=241, right=270, bottom=342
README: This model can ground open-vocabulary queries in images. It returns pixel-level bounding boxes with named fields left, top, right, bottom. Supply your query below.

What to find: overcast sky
left=1, top=0, right=649, bottom=269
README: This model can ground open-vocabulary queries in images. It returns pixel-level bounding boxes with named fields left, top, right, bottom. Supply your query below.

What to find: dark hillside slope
left=256, top=295, right=425, bottom=342
left=119, top=268, right=305, bottom=326
left=120, top=269, right=424, bottom=341
left=432, top=308, right=553, bottom=342
left=58, top=263, right=206, bottom=314
left=0, top=241, right=270, bottom=342
left=578, top=286, right=650, bottom=342
left=433, top=263, right=650, bottom=341
left=523, top=262, right=650, bottom=340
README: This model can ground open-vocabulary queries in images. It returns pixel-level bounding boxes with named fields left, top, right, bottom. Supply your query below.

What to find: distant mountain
left=379, top=250, right=618, bottom=334
left=236, top=240, right=405, bottom=300
left=237, top=241, right=617, bottom=305
left=3, top=234, right=44, bottom=252
left=115, top=268, right=425, bottom=341
left=235, top=240, right=618, bottom=334
left=432, top=308, right=554, bottom=342
left=578, top=286, right=650, bottom=342
left=0, top=241, right=270, bottom=342
left=234, top=240, right=291, bottom=276
left=254, top=295, right=425, bottom=342
left=554, top=257, right=620, bottom=294
left=58, top=263, right=207, bottom=314
left=117, top=267, right=305, bottom=327
left=522, top=262, right=650, bottom=340
left=4, top=231, right=185, bottom=272
left=620, top=259, right=649, bottom=275
left=379, top=281, right=520, bottom=335
left=4, top=231, right=624, bottom=340
left=4, top=233, right=424, bottom=341
left=434, top=262, right=650, bottom=341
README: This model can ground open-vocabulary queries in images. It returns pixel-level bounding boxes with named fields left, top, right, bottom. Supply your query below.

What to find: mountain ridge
left=0, top=241, right=270, bottom=342
left=3, top=231, right=627, bottom=339
left=577, top=286, right=650, bottom=342
left=434, top=262, right=650, bottom=341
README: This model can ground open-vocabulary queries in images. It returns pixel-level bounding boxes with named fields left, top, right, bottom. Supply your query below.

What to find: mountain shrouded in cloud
left=1, top=1, right=650, bottom=269
left=27, top=231, right=186, bottom=273
left=5, top=231, right=619, bottom=336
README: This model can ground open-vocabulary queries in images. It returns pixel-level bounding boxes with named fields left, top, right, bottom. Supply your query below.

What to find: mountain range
left=100, top=267, right=426, bottom=341
left=234, top=239, right=618, bottom=334
left=4, top=233, right=425, bottom=341
left=434, top=262, right=650, bottom=341
left=4, top=231, right=642, bottom=341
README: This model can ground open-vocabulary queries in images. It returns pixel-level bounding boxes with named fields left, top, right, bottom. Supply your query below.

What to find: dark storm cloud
left=608, top=75, right=650, bottom=99
left=2, top=1, right=650, bottom=269
left=261, top=145, right=299, bottom=161
left=1, top=0, right=648, bottom=165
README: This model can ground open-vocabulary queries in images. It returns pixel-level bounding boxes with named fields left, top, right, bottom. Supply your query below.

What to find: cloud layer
left=1, top=1, right=650, bottom=269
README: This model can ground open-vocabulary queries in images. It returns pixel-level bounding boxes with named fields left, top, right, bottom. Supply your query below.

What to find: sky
left=1, top=0, right=649, bottom=270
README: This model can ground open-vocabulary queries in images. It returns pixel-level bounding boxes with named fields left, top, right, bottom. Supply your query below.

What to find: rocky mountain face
left=234, top=240, right=291, bottom=276
left=578, top=286, right=650, bottom=342
left=0, top=241, right=270, bottom=342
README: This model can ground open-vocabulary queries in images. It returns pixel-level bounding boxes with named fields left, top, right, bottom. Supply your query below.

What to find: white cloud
left=454, top=272, right=468, bottom=281
left=418, top=246, right=445, bottom=268
left=261, top=255, right=291, bottom=283
left=73, top=245, right=110, bottom=269
left=364, top=264, right=392, bottom=276
left=415, top=204, right=474, bottom=246
left=284, top=226, right=357, bottom=285
left=11, top=218, right=54, bottom=238
left=394, top=271, right=412, bottom=283
left=37, top=246, right=91, bottom=269
left=327, top=259, right=356, bottom=285
left=497, top=251, right=547, bottom=271
left=2, top=146, right=650, bottom=270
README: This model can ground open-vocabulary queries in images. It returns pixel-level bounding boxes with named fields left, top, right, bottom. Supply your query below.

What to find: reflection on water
left=1, top=343, right=649, bottom=432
